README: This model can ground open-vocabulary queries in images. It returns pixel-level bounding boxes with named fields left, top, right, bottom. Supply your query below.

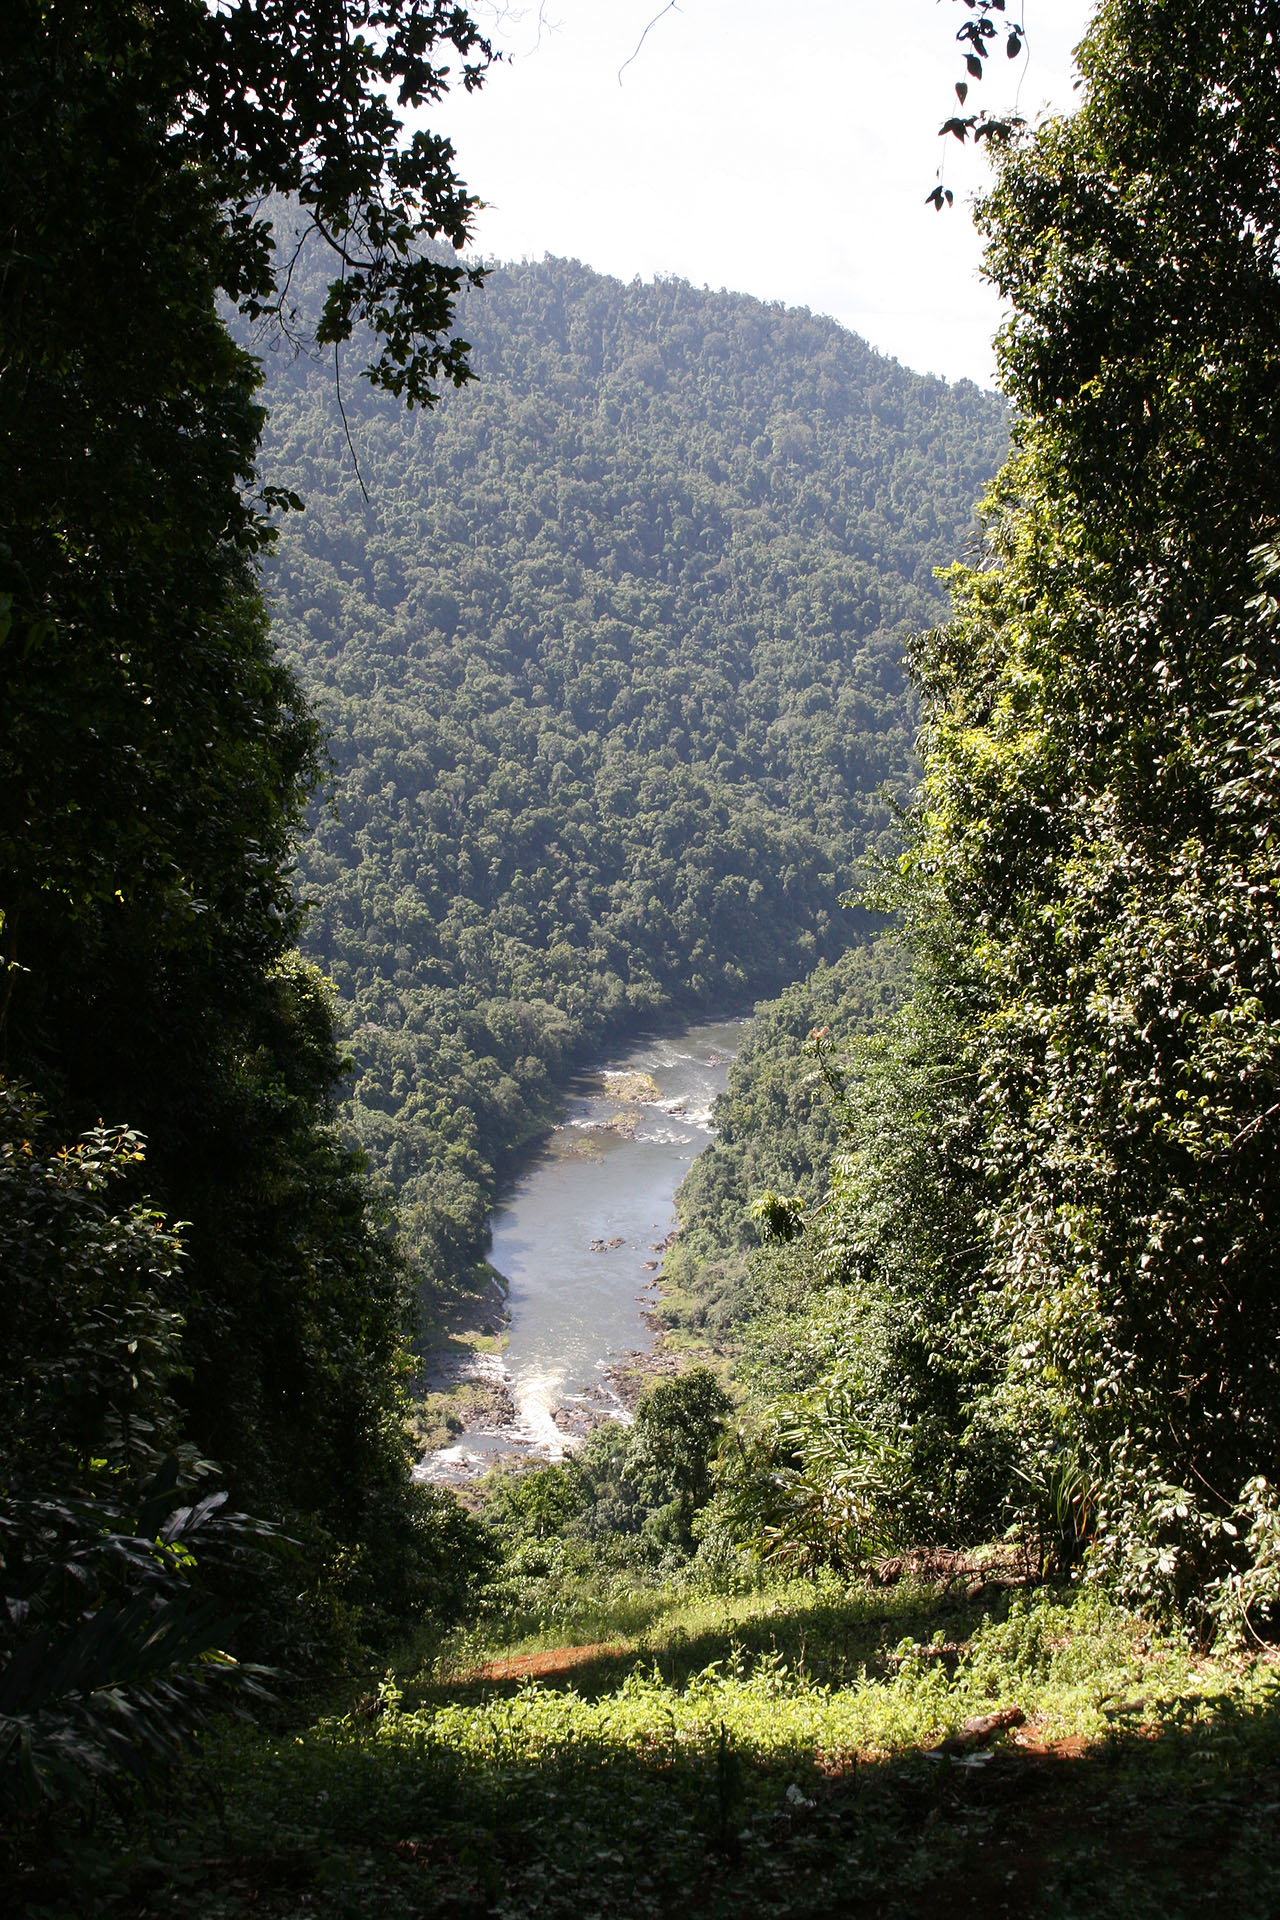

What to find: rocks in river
left=437, top=1370, right=516, bottom=1432
left=472, top=1378, right=518, bottom=1427
left=602, top=1069, right=663, bottom=1103
left=649, top=1230, right=679, bottom=1251
left=551, top=1401, right=610, bottom=1438
left=642, top=1260, right=659, bottom=1270
left=548, top=1128, right=605, bottom=1161
left=409, top=1352, right=517, bottom=1461
left=588, top=1234, right=626, bottom=1252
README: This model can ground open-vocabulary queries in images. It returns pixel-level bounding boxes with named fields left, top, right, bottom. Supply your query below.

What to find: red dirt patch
left=1011, top=1727, right=1090, bottom=1759
left=460, top=1642, right=631, bottom=1683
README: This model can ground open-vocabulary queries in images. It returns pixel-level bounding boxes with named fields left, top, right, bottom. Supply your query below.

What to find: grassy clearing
left=11, top=1571, right=1280, bottom=1919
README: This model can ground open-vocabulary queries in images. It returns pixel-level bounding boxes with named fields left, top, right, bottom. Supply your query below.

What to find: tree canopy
left=724, top=0, right=1280, bottom=1620
left=917, top=0, right=1280, bottom=1604
left=1, top=0, right=497, bottom=1797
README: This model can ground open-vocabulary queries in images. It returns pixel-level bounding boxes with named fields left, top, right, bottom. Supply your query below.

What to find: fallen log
left=930, top=1706, right=1026, bottom=1757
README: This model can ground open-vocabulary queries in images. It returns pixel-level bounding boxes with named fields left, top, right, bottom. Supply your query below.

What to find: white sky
left=428, top=0, right=1096, bottom=390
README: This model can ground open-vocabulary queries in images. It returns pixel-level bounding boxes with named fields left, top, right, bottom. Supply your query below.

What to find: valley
left=10, top=10, right=1280, bottom=1906
left=249, top=248, right=1007, bottom=1299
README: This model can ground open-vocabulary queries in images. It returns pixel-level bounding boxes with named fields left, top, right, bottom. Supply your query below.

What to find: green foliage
left=0, top=1088, right=184, bottom=1489
left=482, top=1460, right=596, bottom=1548
left=626, top=1369, right=732, bottom=1550
left=712, top=1384, right=901, bottom=1575
left=481, top=1370, right=731, bottom=1580
left=1205, top=1476, right=1280, bottom=1648
left=774, top=0, right=1280, bottom=1618
left=195, top=1, right=494, bottom=406
left=245, top=253, right=1005, bottom=1280
left=928, top=0, right=1030, bottom=200
left=925, top=0, right=1280, bottom=1600
left=0, top=0, right=496, bottom=1691
left=24, top=1573, right=1280, bottom=1919
left=481, top=1434, right=638, bottom=1591
left=0, top=1087, right=272, bottom=1809
left=669, top=905, right=1010, bottom=1572
left=788, top=915, right=1013, bottom=1556
left=0, top=1481, right=267, bottom=1814
left=748, top=1191, right=807, bottom=1246
left=658, top=937, right=909, bottom=1350
left=3, top=1, right=493, bottom=427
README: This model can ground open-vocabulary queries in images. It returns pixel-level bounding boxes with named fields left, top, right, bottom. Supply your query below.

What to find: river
left=416, top=1016, right=747, bottom=1483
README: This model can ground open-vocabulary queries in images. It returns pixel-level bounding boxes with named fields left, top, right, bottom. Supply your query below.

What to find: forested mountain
left=251, top=253, right=1007, bottom=1277
left=658, top=935, right=908, bottom=1351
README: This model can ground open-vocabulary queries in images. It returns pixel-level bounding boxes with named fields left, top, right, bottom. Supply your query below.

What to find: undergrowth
left=8, top=1569, right=1280, bottom=1919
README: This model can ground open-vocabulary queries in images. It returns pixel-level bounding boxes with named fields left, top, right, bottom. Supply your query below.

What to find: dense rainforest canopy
left=908, top=0, right=1280, bottom=1610
left=249, top=250, right=1007, bottom=1280
left=1, top=0, right=1007, bottom=1806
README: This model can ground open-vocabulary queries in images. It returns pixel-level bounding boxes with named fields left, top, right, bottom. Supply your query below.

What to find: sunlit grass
left=21, top=1569, right=1280, bottom=1919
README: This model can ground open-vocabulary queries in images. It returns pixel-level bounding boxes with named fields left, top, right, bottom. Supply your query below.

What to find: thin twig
left=1229, top=1100, right=1280, bottom=1148
left=309, top=208, right=373, bottom=275
left=618, top=1, right=679, bottom=84
left=334, top=340, right=370, bottom=504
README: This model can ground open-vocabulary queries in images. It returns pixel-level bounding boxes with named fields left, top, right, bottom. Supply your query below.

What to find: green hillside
left=251, top=254, right=1006, bottom=1278
left=655, top=935, right=908, bottom=1356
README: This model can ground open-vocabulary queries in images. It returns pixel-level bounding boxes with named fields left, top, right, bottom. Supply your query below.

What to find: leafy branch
left=927, top=0, right=1028, bottom=210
